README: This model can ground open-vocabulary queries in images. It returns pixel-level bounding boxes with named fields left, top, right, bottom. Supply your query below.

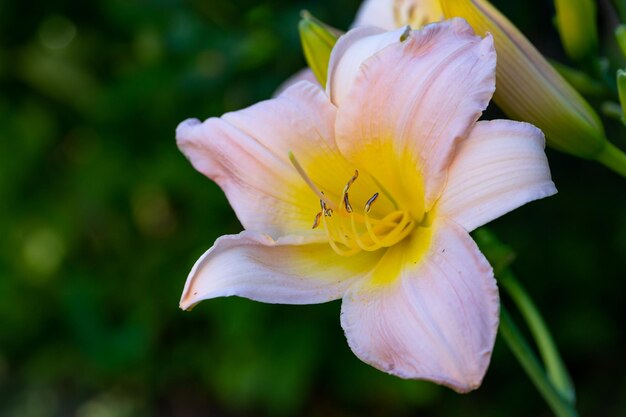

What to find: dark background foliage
left=1, top=0, right=625, bottom=416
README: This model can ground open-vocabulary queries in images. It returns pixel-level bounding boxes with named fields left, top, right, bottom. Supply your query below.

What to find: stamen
left=326, top=215, right=350, bottom=246
left=290, top=154, right=415, bottom=256
left=364, top=210, right=383, bottom=245
left=365, top=192, right=379, bottom=213
left=378, top=212, right=413, bottom=246
left=368, top=176, right=399, bottom=209
left=321, top=209, right=359, bottom=256
left=326, top=238, right=360, bottom=257
left=320, top=198, right=332, bottom=217
left=343, top=194, right=353, bottom=213
left=312, top=212, right=322, bottom=229
left=343, top=170, right=359, bottom=192
left=342, top=170, right=358, bottom=213
left=350, top=212, right=383, bottom=251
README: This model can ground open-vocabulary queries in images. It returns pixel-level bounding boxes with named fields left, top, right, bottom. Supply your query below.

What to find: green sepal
left=298, top=11, right=340, bottom=88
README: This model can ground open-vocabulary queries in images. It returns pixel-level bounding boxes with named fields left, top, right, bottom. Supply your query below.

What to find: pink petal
left=177, top=81, right=344, bottom=238
left=335, top=19, right=496, bottom=210
left=180, top=231, right=380, bottom=310
left=340, top=219, right=499, bottom=392
left=273, top=68, right=320, bottom=97
left=437, top=120, right=557, bottom=232
left=352, top=0, right=397, bottom=30
left=327, top=25, right=408, bottom=106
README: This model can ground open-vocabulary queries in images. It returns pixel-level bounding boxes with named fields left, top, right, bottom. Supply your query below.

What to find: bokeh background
left=1, top=0, right=625, bottom=416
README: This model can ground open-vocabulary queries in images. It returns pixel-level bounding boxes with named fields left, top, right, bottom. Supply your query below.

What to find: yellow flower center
left=393, top=0, right=443, bottom=28
left=289, top=152, right=420, bottom=257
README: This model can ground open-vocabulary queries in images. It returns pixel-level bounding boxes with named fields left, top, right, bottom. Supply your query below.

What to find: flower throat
left=289, top=152, right=415, bottom=256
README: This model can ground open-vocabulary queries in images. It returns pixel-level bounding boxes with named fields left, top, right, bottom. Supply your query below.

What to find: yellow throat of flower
left=289, top=152, right=422, bottom=257
left=394, top=0, right=444, bottom=28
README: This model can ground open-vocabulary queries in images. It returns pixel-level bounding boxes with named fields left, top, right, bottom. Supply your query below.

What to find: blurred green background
left=1, top=0, right=625, bottom=416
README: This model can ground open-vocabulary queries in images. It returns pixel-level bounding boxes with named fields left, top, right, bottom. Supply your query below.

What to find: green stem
left=499, top=307, right=580, bottom=417
left=595, top=141, right=626, bottom=178
left=499, top=270, right=576, bottom=403
left=474, top=228, right=578, bottom=415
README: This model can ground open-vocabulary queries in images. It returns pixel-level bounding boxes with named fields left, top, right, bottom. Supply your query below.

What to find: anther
left=342, top=170, right=358, bottom=213
left=312, top=212, right=322, bottom=229
left=365, top=192, right=379, bottom=213
left=343, top=193, right=353, bottom=213
left=319, top=197, right=333, bottom=217
left=343, top=170, right=359, bottom=192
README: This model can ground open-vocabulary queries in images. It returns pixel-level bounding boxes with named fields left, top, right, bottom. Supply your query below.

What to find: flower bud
left=440, top=0, right=607, bottom=159
left=298, top=11, right=340, bottom=88
left=553, top=0, right=598, bottom=62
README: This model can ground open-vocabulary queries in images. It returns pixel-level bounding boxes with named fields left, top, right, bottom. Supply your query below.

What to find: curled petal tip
left=176, top=118, right=203, bottom=146
left=177, top=117, right=202, bottom=132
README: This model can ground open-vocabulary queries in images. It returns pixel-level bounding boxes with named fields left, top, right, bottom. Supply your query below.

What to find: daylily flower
left=177, top=19, right=556, bottom=392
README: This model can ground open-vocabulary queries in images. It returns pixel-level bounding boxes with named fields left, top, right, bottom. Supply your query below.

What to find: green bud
left=298, top=11, right=340, bottom=88
left=440, top=0, right=606, bottom=159
left=553, top=0, right=598, bottom=61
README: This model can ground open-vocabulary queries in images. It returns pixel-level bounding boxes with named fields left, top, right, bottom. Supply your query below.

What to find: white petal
left=180, top=231, right=381, bottom=310
left=437, top=120, right=557, bottom=232
left=341, top=219, right=499, bottom=392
